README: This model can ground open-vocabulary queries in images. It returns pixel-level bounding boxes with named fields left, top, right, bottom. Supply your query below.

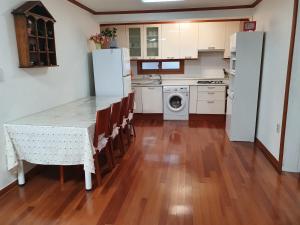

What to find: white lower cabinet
left=196, top=86, right=226, bottom=115
left=189, top=86, right=198, bottom=114
left=141, top=86, right=163, bottom=113
left=132, top=87, right=143, bottom=113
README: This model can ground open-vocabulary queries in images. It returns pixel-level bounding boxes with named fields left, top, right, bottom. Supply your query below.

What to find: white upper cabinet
left=198, top=22, right=226, bottom=50
left=161, top=24, right=180, bottom=59
left=179, top=23, right=199, bottom=59
left=127, top=25, right=144, bottom=59
left=143, top=24, right=161, bottom=59
left=224, top=22, right=242, bottom=58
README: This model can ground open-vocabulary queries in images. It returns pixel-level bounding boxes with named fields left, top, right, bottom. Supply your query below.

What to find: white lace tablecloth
left=4, top=96, right=121, bottom=174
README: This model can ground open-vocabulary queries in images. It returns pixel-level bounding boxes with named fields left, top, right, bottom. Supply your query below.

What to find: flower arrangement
left=89, top=27, right=118, bottom=49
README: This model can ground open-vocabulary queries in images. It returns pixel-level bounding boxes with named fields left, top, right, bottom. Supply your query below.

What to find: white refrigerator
left=92, top=48, right=132, bottom=97
left=226, top=32, right=264, bottom=142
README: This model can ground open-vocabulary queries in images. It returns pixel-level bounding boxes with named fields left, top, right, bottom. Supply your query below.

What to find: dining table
left=4, top=96, right=122, bottom=190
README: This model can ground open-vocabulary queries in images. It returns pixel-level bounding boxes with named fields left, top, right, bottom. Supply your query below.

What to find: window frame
left=137, top=59, right=185, bottom=75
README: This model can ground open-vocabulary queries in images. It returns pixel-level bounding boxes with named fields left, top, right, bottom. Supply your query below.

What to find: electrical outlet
left=276, top=123, right=281, bottom=133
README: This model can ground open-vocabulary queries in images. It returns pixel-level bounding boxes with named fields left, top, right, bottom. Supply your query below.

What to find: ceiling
left=74, top=0, right=257, bottom=13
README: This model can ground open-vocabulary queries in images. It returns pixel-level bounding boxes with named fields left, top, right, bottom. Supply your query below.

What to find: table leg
left=17, top=160, right=25, bottom=186
left=85, top=171, right=92, bottom=191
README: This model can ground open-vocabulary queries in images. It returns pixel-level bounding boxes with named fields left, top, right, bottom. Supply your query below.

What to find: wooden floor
left=1, top=117, right=300, bottom=225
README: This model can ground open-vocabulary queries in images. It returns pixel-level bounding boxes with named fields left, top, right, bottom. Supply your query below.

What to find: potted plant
left=89, top=33, right=103, bottom=49
left=101, top=27, right=118, bottom=48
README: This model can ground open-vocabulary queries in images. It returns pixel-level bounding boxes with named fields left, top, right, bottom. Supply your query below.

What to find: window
left=137, top=60, right=184, bottom=75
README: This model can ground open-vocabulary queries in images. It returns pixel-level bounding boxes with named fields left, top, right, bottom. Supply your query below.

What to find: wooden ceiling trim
left=67, top=0, right=96, bottom=14
left=67, top=0, right=264, bottom=15
left=100, top=18, right=250, bottom=27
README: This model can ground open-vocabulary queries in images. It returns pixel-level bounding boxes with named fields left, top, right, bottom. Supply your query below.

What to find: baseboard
left=189, top=114, right=226, bottom=121
left=0, top=165, right=43, bottom=197
left=133, top=113, right=163, bottom=121
left=255, top=138, right=282, bottom=173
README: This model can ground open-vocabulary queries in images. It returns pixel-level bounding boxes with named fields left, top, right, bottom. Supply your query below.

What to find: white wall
left=95, top=8, right=253, bottom=24
left=253, top=0, right=294, bottom=160
left=283, top=2, right=300, bottom=172
left=0, top=0, right=99, bottom=191
left=131, top=52, right=229, bottom=78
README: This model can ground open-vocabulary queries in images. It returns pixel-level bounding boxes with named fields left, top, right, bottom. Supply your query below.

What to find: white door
left=127, top=25, right=144, bottom=59
left=122, top=48, right=131, bottom=77
left=224, top=22, right=242, bottom=58
left=142, top=86, right=163, bottom=113
left=179, top=23, right=198, bottom=59
left=132, top=87, right=143, bottom=113
left=144, top=24, right=161, bottom=59
left=198, top=22, right=226, bottom=50
left=161, top=24, right=180, bottom=59
left=123, top=76, right=132, bottom=97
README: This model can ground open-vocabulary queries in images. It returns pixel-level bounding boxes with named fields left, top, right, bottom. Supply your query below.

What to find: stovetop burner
left=197, top=80, right=224, bottom=85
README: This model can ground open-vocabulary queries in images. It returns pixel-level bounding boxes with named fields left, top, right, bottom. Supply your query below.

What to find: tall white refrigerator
left=92, top=48, right=132, bottom=97
left=226, top=32, right=264, bottom=142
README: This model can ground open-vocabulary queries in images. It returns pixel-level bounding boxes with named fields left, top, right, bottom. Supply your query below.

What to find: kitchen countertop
left=132, top=76, right=229, bottom=87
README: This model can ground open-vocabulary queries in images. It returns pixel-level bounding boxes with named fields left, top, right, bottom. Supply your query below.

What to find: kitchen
left=0, top=0, right=300, bottom=224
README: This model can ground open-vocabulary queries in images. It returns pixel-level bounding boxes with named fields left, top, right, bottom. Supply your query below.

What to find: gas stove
left=197, top=80, right=224, bottom=85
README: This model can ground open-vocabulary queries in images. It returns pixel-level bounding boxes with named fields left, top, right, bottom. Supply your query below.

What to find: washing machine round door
left=168, top=93, right=186, bottom=112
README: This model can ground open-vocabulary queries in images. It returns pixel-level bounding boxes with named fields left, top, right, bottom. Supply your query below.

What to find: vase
left=110, top=38, right=118, bottom=48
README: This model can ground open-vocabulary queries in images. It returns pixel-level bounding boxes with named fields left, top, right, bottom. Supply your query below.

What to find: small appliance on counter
left=92, top=48, right=131, bottom=97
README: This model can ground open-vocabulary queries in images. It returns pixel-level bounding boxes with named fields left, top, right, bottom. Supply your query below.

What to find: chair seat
left=111, top=125, right=120, bottom=139
left=95, top=133, right=108, bottom=152
left=128, top=112, right=134, bottom=121
left=121, top=118, right=127, bottom=128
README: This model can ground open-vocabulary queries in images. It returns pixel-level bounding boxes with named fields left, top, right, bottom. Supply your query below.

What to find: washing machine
left=163, top=86, right=190, bottom=120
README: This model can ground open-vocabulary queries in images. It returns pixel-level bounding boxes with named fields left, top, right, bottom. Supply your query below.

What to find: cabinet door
left=179, top=23, right=198, bottom=59
left=161, top=24, right=180, bottom=59
left=224, top=22, right=242, bottom=58
left=198, top=22, right=226, bottom=50
left=189, top=86, right=198, bottom=114
left=132, top=87, right=143, bottom=113
left=144, top=24, right=161, bottom=59
left=127, top=25, right=144, bottom=59
left=142, top=86, right=163, bottom=113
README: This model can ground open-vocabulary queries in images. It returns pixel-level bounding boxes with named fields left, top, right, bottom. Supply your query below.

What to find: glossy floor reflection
left=0, top=117, right=300, bottom=225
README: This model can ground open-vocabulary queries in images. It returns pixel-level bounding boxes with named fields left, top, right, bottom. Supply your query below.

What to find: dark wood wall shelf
left=12, top=1, right=58, bottom=68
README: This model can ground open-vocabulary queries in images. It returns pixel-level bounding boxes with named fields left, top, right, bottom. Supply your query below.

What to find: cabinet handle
left=148, top=87, right=155, bottom=90
left=185, top=56, right=192, bottom=59
left=208, top=87, right=216, bottom=89
left=208, top=46, right=216, bottom=50
left=167, top=57, right=174, bottom=59
left=208, top=92, right=215, bottom=95
left=207, top=101, right=215, bottom=104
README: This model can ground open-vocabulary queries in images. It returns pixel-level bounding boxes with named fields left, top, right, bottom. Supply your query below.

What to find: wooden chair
left=127, top=92, right=136, bottom=138
left=109, top=101, right=122, bottom=164
left=93, top=106, right=114, bottom=186
left=59, top=106, right=113, bottom=187
left=118, top=97, right=130, bottom=153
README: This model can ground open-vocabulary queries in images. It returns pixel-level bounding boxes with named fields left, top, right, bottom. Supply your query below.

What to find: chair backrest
left=93, top=106, right=111, bottom=148
left=118, top=96, right=129, bottom=126
left=110, top=101, right=121, bottom=131
left=128, top=92, right=135, bottom=113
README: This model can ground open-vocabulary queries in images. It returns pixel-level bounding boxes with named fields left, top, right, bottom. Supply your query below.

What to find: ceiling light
left=142, top=0, right=184, bottom=3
